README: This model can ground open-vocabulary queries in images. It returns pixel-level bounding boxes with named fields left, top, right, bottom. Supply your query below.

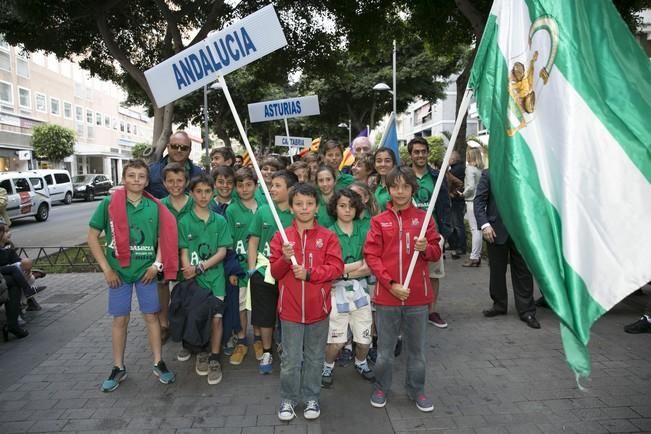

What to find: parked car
left=0, top=172, right=52, bottom=222
left=30, top=169, right=73, bottom=204
left=72, top=174, right=113, bottom=201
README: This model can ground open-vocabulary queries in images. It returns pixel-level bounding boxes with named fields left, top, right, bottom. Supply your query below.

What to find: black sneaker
left=355, top=361, right=375, bottom=382
left=624, top=316, right=651, bottom=334
left=26, top=298, right=42, bottom=311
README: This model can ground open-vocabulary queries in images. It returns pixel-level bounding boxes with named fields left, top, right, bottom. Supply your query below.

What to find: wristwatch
left=152, top=261, right=163, bottom=272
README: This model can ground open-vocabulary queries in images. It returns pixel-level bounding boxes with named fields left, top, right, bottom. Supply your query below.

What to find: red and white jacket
left=364, top=202, right=442, bottom=306
left=270, top=221, right=344, bottom=324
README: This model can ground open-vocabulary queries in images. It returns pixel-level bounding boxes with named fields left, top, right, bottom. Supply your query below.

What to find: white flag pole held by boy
left=403, top=88, right=473, bottom=289
left=217, top=75, right=298, bottom=266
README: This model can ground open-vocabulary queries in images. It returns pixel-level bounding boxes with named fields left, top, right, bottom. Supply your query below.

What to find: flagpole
left=283, top=117, right=294, bottom=164
left=218, top=75, right=297, bottom=266
left=403, top=87, right=473, bottom=288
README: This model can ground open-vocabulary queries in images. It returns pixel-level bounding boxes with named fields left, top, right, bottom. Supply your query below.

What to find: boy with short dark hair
left=256, top=158, right=284, bottom=204
left=270, top=183, right=343, bottom=421
left=178, top=173, right=233, bottom=385
left=247, top=170, right=297, bottom=374
left=88, top=159, right=177, bottom=392
left=364, top=166, right=442, bottom=412
left=159, top=162, right=193, bottom=344
left=321, top=140, right=354, bottom=190
left=210, top=147, right=235, bottom=168
left=210, top=166, right=235, bottom=215
left=225, top=167, right=259, bottom=365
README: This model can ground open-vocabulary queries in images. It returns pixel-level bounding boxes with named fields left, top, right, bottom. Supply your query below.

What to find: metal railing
left=16, top=246, right=100, bottom=273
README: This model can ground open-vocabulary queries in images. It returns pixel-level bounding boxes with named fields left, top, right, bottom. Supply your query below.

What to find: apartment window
left=0, top=36, right=9, bottom=72
left=63, top=101, right=72, bottom=119
left=133, top=125, right=137, bottom=136
left=15, top=49, right=28, bottom=78
left=95, top=111, right=101, bottom=126
left=46, top=54, right=58, bottom=72
left=75, top=105, right=83, bottom=122
left=104, top=115, right=110, bottom=128
left=0, top=81, right=12, bottom=105
left=75, top=123, right=84, bottom=136
left=112, top=117, right=118, bottom=130
left=120, top=121, right=124, bottom=132
left=86, top=109, right=93, bottom=124
left=35, top=93, right=46, bottom=112
left=18, top=87, right=30, bottom=109
left=50, top=97, right=60, bottom=116
left=126, top=123, right=131, bottom=134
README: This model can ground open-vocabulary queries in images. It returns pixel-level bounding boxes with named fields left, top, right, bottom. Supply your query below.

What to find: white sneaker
left=277, top=399, right=295, bottom=421
left=303, top=400, right=321, bottom=420
left=176, top=347, right=191, bottom=362
left=259, top=352, right=273, bottom=374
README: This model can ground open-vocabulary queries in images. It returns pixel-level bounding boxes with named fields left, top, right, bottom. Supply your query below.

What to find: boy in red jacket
left=364, top=166, right=441, bottom=412
left=270, top=183, right=344, bottom=422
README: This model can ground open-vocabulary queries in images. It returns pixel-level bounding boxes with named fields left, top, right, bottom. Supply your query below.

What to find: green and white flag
left=469, top=0, right=651, bottom=377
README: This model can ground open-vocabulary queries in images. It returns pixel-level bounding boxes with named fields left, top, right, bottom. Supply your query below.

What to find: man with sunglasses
left=147, top=131, right=204, bottom=199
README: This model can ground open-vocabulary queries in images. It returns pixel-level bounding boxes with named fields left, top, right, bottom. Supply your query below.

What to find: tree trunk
left=152, top=104, right=174, bottom=160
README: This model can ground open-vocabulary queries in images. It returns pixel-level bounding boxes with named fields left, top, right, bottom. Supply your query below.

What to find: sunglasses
left=169, top=144, right=190, bottom=152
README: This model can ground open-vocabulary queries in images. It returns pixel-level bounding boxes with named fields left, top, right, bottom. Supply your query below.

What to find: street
left=8, top=199, right=101, bottom=247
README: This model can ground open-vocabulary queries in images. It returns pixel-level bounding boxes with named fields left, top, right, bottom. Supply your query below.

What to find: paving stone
left=27, top=419, right=69, bottom=432
left=598, top=418, right=641, bottom=433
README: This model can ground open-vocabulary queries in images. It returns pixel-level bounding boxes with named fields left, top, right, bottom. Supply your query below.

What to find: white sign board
left=248, top=95, right=320, bottom=123
left=17, top=150, right=31, bottom=161
left=144, top=5, right=287, bottom=108
left=274, top=136, right=312, bottom=148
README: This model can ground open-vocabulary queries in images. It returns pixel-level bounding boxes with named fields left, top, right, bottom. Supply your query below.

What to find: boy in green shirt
left=178, top=173, right=233, bottom=385
left=158, top=162, right=193, bottom=344
left=247, top=170, right=298, bottom=374
left=225, top=167, right=258, bottom=365
left=88, top=159, right=175, bottom=392
left=321, top=140, right=354, bottom=191
left=210, top=166, right=236, bottom=215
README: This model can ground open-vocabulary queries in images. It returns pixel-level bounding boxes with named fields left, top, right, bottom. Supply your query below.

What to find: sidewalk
left=0, top=260, right=649, bottom=433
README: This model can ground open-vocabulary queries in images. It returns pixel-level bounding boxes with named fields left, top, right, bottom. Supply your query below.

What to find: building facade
left=0, top=35, right=153, bottom=184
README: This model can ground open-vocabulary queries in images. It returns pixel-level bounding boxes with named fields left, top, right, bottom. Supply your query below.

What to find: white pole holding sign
left=283, top=118, right=294, bottom=164
left=248, top=95, right=320, bottom=123
left=402, top=88, right=473, bottom=289
left=144, top=5, right=288, bottom=108
left=218, top=76, right=297, bottom=265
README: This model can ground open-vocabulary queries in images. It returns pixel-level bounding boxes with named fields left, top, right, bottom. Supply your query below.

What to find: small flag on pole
left=469, top=0, right=651, bottom=377
left=378, top=113, right=400, bottom=164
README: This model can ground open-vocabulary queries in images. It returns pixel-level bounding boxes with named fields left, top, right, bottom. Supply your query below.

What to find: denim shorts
left=108, top=279, right=160, bottom=316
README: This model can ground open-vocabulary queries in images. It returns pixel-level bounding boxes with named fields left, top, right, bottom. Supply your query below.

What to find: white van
left=0, top=172, right=51, bottom=222
left=30, top=169, right=73, bottom=204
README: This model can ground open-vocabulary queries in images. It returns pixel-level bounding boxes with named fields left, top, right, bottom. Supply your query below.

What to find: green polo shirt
left=89, top=195, right=159, bottom=284
left=161, top=194, right=194, bottom=220
left=329, top=220, right=365, bottom=265
left=358, top=213, right=371, bottom=234
left=178, top=210, right=233, bottom=297
left=335, top=172, right=354, bottom=191
left=316, top=194, right=335, bottom=229
left=375, top=183, right=391, bottom=211
left=248, top=203, right=293, bottom=259
left=414, top=171, right=435, bottom=211
left=225, top=198, right=258, bottom=286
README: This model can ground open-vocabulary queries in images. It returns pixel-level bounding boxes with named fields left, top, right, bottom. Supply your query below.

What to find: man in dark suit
left=473, top=170, right=540, bottom=329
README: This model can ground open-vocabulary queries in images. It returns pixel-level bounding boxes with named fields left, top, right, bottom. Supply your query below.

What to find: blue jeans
left=374, top=305, right=428, bottom=398
left=280, top=318, right=328, bottom=403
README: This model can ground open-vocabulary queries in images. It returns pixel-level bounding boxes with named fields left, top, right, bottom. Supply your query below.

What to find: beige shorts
left=327, top=297, right=373, bottom=345
left=428, top=237, right=446, bottom=278
left=239, top=286, right=248, bottom=311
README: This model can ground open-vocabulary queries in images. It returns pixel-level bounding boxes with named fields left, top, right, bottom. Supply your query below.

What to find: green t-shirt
left=161, top=194, right=194, bottom=220
left=178, top=210, right=233, bottom=297
left=335, top=173, right=354, bottom=191
left=375, top=183, right=391, bottom=211
left=414, top=171, right=435, bottom=211
left=225, top=198, right=258, bottom=286
left=89, top=195, right=159, bottom=283
left=329, top=220, right=365, bottom=264
left=248, top=203, right=293, bottom=258
left=316, top=194, right=336, bottom=229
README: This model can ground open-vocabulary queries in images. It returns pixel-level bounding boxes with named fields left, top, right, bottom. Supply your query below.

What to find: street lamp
left=373, top=40, right=397, bottom=116
left=338, top=120, right=352, bottom=148
left=202, top=80, right=224, bottom=166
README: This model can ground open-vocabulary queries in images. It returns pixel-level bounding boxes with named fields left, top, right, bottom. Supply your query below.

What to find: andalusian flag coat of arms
left=469, top=0, right=651, bottom=377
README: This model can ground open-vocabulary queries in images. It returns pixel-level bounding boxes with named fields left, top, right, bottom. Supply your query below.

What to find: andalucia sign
left=247, top=95, right=320, bottom=123
left=144, top=5, right=287, bottom=108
